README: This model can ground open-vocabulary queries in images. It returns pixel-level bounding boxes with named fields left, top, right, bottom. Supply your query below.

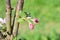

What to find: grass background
left=0, top=0, right=60, bottom=40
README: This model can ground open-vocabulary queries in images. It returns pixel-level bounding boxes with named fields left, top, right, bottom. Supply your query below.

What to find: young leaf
left=17, top=18, right=24, bottom=23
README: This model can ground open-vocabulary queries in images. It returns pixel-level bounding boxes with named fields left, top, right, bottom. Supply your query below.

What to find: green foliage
left=13, top=36, right=17, bottom=40
left=18, top=18, right=24, bottom=23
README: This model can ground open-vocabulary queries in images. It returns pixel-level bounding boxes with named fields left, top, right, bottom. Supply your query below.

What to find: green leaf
left=17, top=18, right=24, bottom=23
left=27, top=19, right=33, bottom=24
left=13, top=37, right=17, bottom=40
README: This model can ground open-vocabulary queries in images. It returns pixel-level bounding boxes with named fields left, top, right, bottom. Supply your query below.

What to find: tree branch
left=6, top=0, right=11, bottom=35
left=12, top=0, right=24, bottom=37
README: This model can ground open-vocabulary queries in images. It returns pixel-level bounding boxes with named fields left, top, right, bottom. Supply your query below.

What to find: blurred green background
left=0, top=0, right=60, bottom=40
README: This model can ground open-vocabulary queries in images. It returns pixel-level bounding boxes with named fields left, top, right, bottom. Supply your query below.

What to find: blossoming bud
left=29, top=22, right=34, bottom=30
left=32, top=18, right=38, bottom=24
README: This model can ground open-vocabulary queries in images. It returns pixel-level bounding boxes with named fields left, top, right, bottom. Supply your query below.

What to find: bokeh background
left=0, top=0, right=60, bottom=40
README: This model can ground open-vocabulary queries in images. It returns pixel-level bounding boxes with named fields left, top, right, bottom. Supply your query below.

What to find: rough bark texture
left=6, top=0, right=11, bottom=35
left=5, top=0, right=12, bottom=40
left=13, top=0, right=24, bottom=37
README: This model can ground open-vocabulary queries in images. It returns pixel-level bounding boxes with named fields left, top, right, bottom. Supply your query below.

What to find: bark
left=5, top=0, right=12, bottom=40
left=12, top=0, right=24, bottom=37
left=6, top=0, right=11, bottom=35
left=5, top=0, right=24, bottom=39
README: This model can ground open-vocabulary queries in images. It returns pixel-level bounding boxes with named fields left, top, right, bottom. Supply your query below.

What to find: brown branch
left=6, top=0, right=11, bottom=35
left=12, top=0, right=24, bottom=37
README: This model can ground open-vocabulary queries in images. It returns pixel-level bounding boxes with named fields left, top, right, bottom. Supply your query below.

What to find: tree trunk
left=13, top=0, right=24, bottom=37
